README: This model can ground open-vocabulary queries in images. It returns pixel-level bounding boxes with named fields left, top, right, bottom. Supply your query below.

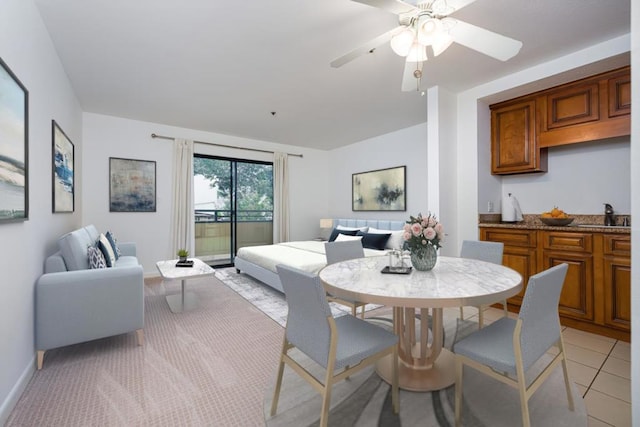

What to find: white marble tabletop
left=319, top=255, right=523, bottom=308
left=156, top=258, right=215, bottom=280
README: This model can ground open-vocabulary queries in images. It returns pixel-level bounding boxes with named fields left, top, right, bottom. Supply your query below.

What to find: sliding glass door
left=193, top=155, right=273, bottom=266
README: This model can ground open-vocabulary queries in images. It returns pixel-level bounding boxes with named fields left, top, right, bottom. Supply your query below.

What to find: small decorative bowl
left=539, top=217, right=574, bottom=226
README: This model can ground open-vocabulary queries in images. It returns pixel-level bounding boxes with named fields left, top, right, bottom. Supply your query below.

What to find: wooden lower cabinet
left=480, top=227, right=630, bottom=341
left=602, top=234, right=631, bottom=332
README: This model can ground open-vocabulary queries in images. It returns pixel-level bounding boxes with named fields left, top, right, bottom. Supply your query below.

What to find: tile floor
left=471, top=306, right=631, bottom=427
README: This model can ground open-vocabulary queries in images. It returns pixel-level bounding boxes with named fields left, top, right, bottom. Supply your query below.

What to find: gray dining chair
left=453, top=263, right=574, bottom=427
left=271, top=264, right=399, bottom=427
left=459, top=240, right=507, bottom=327
left=324, top=240, right=367, bottom=318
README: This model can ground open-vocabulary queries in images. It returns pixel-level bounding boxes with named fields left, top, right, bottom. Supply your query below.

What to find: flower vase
left=410, top=245, right=438, bottom=271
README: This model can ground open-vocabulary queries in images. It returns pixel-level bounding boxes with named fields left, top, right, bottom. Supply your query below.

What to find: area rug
left=262, top=309, right=588, bottom=427
left=6, top=276, right=284, bottom=427
left=216, top=267, right=381, bottom=326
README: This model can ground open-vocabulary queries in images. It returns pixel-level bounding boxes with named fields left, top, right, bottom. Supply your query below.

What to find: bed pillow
left=328, top=228, right=360, bottom=242
left=367, top=227, right=406, bottom=250
left=356, top=231, right=391, bottom=250
left=335, top=233, right=364, bottom=242
left=336, top=224, right=369, bottom=232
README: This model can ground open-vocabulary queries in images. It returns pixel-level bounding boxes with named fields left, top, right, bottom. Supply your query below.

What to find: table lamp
left=319, top=218, right=333, bottom=240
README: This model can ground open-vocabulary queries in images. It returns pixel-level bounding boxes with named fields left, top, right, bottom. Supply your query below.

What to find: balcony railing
left=195, top=209, right=273, bottom=263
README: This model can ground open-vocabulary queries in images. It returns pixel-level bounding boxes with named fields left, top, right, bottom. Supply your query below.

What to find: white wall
left=501, top=138, right=631, bottom=215
left=0, top=0, right=83, bottom=421
left=326, top=122, right=428, bottom=222
left=82, top=113, right=330, bottom=275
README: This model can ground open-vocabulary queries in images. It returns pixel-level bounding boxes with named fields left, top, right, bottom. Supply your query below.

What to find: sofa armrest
left=35, top=265, right=144, bottom=351
left=118, top=242, right=136, bottom=257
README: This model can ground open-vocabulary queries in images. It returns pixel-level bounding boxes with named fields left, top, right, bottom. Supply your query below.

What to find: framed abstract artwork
left=0, top=57, right=29, bottom=222
left=352, top=166, right=406, bottom=211
left=109, top=157, right=156, bottom=212
left=52, top=120, right=74, bottom=213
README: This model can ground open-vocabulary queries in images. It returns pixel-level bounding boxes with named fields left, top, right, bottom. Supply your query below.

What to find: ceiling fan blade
left=448, top=19, right=523, bottom=61
left=401, top=61, right=426, bottom=92
left=351, top=0, right=416, bottom=15
left=330, top=26, right=404, bottom=68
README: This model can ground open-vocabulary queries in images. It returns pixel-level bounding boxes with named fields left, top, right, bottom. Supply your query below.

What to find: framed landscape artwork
left=52, top=120, right=74, bottom=213
left=109, top=157, right=156, bottom=212
left=352, top=166, right=406, bottom=211
left=0, top=57, right=29, bottom=222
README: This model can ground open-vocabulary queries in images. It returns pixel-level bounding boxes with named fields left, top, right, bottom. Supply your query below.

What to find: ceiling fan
left=330, top=0, right=523, bottom=91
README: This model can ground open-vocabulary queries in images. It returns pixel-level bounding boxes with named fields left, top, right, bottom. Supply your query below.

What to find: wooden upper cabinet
left=608, top=71, right=631, bottom=118
left=543, top=82, right=600, bottom=130
left=491, top=67, right=631, bottom=174
left=491, top=98, right=547, bottom=175
left=539, top=66, right=631, bottom=148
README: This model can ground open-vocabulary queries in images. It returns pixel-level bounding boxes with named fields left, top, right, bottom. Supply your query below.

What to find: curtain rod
left=150, top=133, right=303, bottom=158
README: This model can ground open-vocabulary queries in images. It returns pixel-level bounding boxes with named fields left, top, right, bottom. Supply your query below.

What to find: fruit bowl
left=539, top=217, right=574, bottom=226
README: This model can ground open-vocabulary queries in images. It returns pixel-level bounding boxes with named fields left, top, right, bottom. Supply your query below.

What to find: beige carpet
left=7, top=275, right=283, bottom=426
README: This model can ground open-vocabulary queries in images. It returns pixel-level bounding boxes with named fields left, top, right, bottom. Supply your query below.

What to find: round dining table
left=319, top=255, right=523, bottom=392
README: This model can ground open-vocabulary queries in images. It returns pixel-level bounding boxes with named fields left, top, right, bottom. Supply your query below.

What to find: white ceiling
left=34, top=0, right=630, bottom=150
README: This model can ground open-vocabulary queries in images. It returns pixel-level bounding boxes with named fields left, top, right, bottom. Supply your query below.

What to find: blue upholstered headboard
left=333, top=218, right=405, bottom=231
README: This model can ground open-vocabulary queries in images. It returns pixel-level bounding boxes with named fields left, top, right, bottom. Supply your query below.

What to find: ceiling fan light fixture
left=405, top=41, right=427, bottom=62
left=390, top=27, right=415, bottom=56
left=431, top=33, right=453, bottom=56
left=417, top=17, right=441, bottom=46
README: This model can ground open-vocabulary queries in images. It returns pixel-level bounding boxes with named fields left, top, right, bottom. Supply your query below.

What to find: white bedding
left=236, top=240, right=386, bottom=275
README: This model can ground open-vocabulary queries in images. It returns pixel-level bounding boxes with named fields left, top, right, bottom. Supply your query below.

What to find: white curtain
left=273, top=152, right=290, bottom=243
left=170, top=138, right=195, bottom=257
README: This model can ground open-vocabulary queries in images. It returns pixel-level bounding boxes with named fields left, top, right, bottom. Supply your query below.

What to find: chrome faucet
left=604, top=203, right=615, bottom=226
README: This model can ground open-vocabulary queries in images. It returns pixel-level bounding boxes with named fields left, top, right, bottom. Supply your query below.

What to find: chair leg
left=270, top=338, right=288, bottom=416
left=391, top=345, right=399, bottom=414
left=136, top=329, right=144, bottom=346
left=351, top=305, right=357, bottom=317
left=515, top=360, right=531, bottom=427
left=454, top=357, right=463, bottom=427
left=558, top=335, right=575, bottom=411
left=459, top=306, right=464, bottom=320
left=320, top=370, right=334, bottom=427
left=360, top=304, right=366, bottom=319
left=36, top=350, right=45, bottom=370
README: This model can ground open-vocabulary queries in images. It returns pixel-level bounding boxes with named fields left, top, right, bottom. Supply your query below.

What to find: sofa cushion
left=87, top=245, right=107, bottom=269
left=58, top=228, right=95, bottom=271
left=97, top=234, right=116, bottom=267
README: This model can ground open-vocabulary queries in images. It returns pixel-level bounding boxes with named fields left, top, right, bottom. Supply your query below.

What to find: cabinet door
left=602, top=234, right=631, bottom=331
left=542, top=251, right=594, bottom=321
left=607, top=72, right=631, bottom=118
left=491, top=99, right=546, bottom=174
left=544, top=82, right=599, bottom=129
left=481, top=228, right=537, bottom=307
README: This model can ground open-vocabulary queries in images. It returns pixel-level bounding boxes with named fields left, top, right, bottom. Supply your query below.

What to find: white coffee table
left=156, top=258, right=215, bottom=313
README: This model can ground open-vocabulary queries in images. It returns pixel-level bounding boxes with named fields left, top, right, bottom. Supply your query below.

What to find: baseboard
left=0, top=356, right=35, bottom=425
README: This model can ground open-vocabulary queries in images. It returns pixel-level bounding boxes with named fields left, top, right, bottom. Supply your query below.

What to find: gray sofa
left=35, top=225, right=144, bottom=369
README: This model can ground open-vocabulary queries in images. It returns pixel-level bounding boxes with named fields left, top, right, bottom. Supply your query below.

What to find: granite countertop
left=479, top=214, right=631, bottom=234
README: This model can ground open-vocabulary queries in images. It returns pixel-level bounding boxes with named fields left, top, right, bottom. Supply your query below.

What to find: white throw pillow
left=367, top=227, right=405, bottom=249
left=336, top=224, right=369, bottom=232
left=335, top=234, right=363, bottom=242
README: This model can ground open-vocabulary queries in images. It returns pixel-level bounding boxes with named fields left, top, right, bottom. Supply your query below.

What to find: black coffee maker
left=604, top=203, right=615, bottom=226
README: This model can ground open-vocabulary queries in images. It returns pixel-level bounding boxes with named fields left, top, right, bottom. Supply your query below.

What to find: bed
left=234, top=219, right=405, bottom=292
